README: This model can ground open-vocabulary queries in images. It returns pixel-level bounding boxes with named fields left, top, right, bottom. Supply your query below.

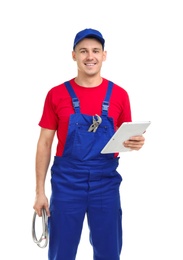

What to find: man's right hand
left=33, top=194, right=50, bottom=217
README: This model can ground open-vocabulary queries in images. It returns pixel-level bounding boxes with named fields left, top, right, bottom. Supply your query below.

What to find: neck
left=74, top=74, right=103, bottom=88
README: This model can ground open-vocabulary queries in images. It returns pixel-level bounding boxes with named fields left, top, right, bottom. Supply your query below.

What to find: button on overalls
left=48, top=81, right=123, bottom=260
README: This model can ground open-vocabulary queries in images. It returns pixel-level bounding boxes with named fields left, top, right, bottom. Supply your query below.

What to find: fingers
left=33, top=205, right=43, bottom=217
left=33, top=206, right=50, bottom=217
left=37, top=209, right=43, bottom=217
left=45, top=206, right=50, bottom=217
left=33, top=196, right=50, bottom=217
left=123, top=135, right=145, bottom=150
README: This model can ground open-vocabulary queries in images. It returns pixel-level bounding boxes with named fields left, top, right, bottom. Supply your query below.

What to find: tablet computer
left=101, top=121, right=151, bottom=153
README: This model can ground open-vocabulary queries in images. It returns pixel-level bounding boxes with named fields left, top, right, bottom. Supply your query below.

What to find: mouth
left=84, top=63, right=96, bottom=67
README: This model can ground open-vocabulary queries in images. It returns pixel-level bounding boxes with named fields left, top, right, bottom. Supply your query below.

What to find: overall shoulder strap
left=64, top=81, right=80, bottom=113
left=102, top=81, right=114, bottom=116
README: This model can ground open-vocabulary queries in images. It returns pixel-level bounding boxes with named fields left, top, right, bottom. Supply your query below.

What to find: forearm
left=35, top=142, right=51, bottom=195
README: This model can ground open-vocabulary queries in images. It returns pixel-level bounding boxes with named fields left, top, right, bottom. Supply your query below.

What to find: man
left=33, top=28, right=145, bottom=260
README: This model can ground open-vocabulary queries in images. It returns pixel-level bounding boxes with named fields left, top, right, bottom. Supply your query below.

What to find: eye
left=79, top=49, right=87, bottom=54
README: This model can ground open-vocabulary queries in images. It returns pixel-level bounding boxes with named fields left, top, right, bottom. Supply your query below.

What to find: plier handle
left=88, top=114, right=102, bottom=132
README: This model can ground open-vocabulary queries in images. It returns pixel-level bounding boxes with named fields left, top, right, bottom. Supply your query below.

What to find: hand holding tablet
left=101, top=121, right=151, bottom=153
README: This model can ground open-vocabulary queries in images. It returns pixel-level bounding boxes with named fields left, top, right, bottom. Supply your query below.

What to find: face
left=72, top=38, right=107, bottom=77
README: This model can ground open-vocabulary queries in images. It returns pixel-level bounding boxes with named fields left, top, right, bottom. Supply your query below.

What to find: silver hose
left=32, top=208, right=48, bottom=248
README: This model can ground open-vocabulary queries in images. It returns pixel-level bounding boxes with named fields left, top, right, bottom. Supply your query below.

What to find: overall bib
left=48, top=81, right=123, bottom=260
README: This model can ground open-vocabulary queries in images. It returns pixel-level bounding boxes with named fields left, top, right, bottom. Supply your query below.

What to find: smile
left=84, top=63, right=96, bottom=66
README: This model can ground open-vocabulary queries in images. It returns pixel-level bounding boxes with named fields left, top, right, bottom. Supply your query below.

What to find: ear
left=72, top=51, right=76, bottom=61
left=103, top=50, right=107, bottom=61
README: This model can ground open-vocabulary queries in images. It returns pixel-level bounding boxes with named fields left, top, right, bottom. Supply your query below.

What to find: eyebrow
left=78, top=47, right=101, bottom=51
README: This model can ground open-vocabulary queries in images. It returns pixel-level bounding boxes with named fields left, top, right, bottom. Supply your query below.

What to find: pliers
left=88, top=114, right=102, bottom=132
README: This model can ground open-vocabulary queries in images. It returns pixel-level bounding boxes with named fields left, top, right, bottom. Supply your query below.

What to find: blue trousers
left=48, top=157, right=122, bottom=260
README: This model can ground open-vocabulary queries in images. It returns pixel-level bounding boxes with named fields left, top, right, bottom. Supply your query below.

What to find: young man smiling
left=33, top=28, right=145, bottom=260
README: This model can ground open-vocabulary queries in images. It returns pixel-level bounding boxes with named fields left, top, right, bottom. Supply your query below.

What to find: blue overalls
left=48, top=81, right=123, bottom=260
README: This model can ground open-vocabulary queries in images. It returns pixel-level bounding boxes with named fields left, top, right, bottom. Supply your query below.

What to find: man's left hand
left=123, top=135, right=145, bottom=151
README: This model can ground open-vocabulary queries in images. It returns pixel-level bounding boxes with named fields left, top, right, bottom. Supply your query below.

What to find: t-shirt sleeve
left=38, top=89, right=58, bottom=130
left=117, top=90, right=132, bottom=127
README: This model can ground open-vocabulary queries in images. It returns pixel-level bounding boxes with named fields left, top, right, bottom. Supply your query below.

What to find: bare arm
left=33, top=128, right=55, bottom=216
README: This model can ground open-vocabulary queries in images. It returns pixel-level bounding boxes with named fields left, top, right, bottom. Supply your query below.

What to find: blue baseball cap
left=73, top=28, right=105, bottom=50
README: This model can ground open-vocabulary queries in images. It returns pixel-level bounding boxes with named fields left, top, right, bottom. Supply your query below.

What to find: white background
left=0, top=0, right=183, bottom=259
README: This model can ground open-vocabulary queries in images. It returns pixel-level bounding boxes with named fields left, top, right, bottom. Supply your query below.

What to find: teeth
left=86, top=63, right=95, bottom=66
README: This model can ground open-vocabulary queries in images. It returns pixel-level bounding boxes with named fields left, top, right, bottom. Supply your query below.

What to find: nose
left=86, top=51, right=94, bottom=59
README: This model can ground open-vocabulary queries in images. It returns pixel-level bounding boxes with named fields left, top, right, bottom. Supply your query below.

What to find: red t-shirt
left=39, top=78, right=132, bottom=156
